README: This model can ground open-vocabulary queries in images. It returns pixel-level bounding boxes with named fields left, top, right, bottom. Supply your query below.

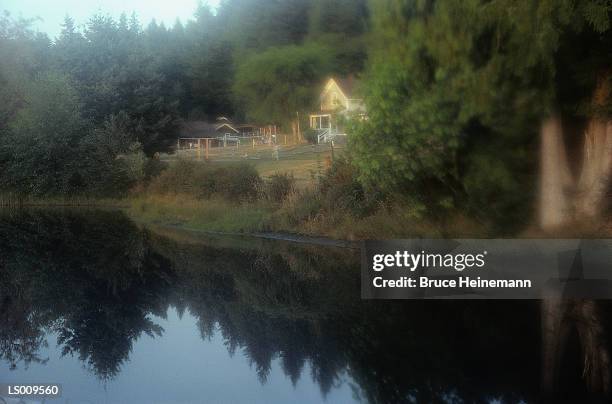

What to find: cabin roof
left=180, top=120, right=258, bottom=138
left=215, top=122, right=239, bottom=133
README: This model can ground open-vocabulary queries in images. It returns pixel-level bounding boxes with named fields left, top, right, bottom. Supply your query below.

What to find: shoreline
left=2, top=198, right=610, bottom=241
left=0, top=201, right=360, bottom=248
left=131, top=218, right=360, bottom=249
left=0, top=199, right=363, bottom=244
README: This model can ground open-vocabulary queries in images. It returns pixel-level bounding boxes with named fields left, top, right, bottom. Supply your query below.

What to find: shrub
left=147, top=160, right=262, bottom=202
left=144, top=156, right=168, bottom=182
left=147, top=159, right=197, bottom=195
left=273, top=189, right=323, bottom=228
left=213, top=164, right=262, bottom=201
left=262, top=173, right=296, bottom=203
left=116, top=143, right=147, bottom=184
left=319, top=157, right=382, bottom=217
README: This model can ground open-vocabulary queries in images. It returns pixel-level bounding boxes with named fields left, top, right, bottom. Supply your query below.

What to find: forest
left=1, top=0, right=611, bottom=235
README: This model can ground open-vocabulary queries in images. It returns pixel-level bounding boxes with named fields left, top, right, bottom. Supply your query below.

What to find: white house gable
left=309, top=76, right=366, bottom=143
left=320, top=79, right=349, bottom=111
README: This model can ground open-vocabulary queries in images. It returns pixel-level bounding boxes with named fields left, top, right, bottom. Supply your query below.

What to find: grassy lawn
left=162, top=143, right=344, bottom=188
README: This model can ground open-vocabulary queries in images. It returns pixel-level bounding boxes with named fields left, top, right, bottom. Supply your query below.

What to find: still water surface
left=0, top=210, right=608, bottom=403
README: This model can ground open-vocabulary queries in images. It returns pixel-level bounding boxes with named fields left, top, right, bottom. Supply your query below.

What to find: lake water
left=0, top=210, right=609, bottom=403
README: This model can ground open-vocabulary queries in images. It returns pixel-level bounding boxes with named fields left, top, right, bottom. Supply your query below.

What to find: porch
left=309, top=113, right=346, bottom=143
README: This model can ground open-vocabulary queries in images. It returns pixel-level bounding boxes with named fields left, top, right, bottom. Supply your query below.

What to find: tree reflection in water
left=542, top=298, right=611, bottom=403
left=0, top=210, right=609, bottom=402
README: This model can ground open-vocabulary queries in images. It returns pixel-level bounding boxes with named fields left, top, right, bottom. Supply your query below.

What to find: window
left=332, top=92, right=339, bottom=106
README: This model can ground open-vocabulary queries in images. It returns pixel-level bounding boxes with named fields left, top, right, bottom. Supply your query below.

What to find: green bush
left=144, top=157, right=168, bottom=183
left=147, top=159, right=196, bottom=195
left=213, top=165, right=262, bottom=200
left=319, top=157, right=382, bottom=217
left=274, top=190, right=323, bottom=228
left=147, top=160, right=262, bottom=202
left=263, top=173, right=296, bottom=203
left=116, top=143, right=147, bottom=184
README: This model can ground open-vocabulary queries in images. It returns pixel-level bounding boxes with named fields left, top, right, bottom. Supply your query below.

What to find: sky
left=1, top=0, right=218, bottom=39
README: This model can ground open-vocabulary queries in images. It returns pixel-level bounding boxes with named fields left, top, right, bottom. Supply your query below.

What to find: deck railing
left=316, top=128, right=330, bottom=144
left=316, top=128, right=348, bottom=143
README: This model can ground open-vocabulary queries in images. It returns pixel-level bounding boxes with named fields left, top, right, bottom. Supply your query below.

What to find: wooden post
left=284, top=135, right=287, bottom=145
left=252, top=137, right=255, bottom=149
left=296, top=111, right=300, bottom=144
left=205, top=139, right=210, bottom=160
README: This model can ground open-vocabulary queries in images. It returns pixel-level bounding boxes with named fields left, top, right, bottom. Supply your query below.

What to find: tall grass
left=263, top=158, right=490, bottom=239
left=128, top=194, right=272, bottom=233
left=147, top=159, right=261, bottom=201
left=0, top=157, right=492, bottom=239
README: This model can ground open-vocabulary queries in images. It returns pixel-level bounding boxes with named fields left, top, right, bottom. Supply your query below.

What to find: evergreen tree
left=351, top=0, right=612, bottom=230
left=307, top=0, right=368, bottom=73
left=233, top=44, right=333, bottom=127
left=2, top=72, right=89, bottom=194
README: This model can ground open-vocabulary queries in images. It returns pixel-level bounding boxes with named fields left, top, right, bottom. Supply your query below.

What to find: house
left=177, top=121, right=224, bottom=149
left=309, top=76, right=366, bottom=143
left=177, top=117, right=272, bottom=150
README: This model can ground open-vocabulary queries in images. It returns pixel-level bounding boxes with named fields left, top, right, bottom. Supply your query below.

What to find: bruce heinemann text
left=373, top=276, right=532, bottom=289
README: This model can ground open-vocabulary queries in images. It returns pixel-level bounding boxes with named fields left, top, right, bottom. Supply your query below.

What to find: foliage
left=350, top=0, right=612, bottom=230
left=0, top=11, right=50, bottom=137
left=0, top=12, right=180, bottom=196
left=213, top=164, right=263, bottom=200
left=262, top=173, right=296, bottom=203
left=143, top=157, right=168, bottom=182
left=233, top=44, right=333, bottom=127
left=1, top=72, right=90, bottom=195
left=307, top=0, right=369, bottom=74
left=319, top=157, right=381, bottom=217
left=54, top=14, right=181, bottom=155
left=268, top=157, right=408, bottom=237
left=219, top=0, right=311, bottom=55
left=147, top=160, right=262, bottom=202
left=80, top=114, right=151, bottom=195
left=0, top=69, right=160, bottom=196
